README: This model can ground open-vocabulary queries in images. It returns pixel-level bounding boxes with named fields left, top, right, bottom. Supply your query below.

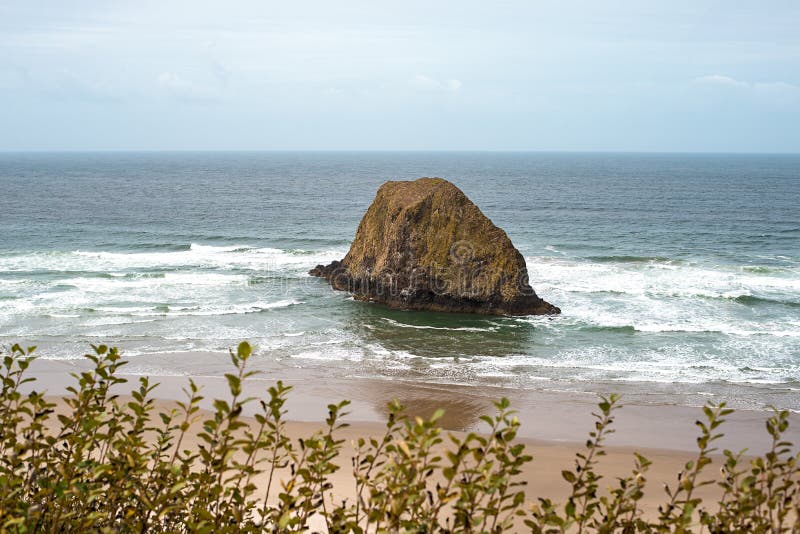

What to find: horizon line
left=2, top=149, right=800, bottom=156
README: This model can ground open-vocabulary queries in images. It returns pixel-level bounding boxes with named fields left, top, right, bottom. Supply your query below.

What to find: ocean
left=1, top=152, right=798, bottom=410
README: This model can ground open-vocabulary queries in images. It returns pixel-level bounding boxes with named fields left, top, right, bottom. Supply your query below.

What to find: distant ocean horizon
left=1, top=151, right=798, bottom=410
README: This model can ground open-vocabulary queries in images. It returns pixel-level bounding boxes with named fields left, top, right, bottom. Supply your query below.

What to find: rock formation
left=310, top=177, right=559, bottom=316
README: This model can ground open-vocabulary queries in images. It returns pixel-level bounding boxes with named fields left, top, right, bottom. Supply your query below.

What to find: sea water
left=1, top=152, right=798, bottom=409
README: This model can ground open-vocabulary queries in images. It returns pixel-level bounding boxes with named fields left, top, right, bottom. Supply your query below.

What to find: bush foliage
left=0, top=342, right=798, bottom=532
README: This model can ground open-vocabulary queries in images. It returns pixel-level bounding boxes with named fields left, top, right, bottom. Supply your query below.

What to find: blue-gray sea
left=1, top=152, right=798, bottom=409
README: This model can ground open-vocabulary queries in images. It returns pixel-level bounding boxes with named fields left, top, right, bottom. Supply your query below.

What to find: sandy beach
left=27, top=357, right=799, bottom=452
left=38, top=396, right=725, bottom=529
left=24, top=355, right=799, bottom=529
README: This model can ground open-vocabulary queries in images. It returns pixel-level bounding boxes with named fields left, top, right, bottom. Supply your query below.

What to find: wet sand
left=28, top=357, right=799, bottom=453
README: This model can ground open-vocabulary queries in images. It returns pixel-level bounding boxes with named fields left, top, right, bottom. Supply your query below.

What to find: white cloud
left=691, top=75, right=800, bottom=103
left=157, top=71, right=220, bottom=101
left=446, top=79, right=463, bottom=91
left=410, top=74, right=439, bottom=88
left=693, top=74, right=749, bottom=88
left=410, top=74, right=462, bottom=92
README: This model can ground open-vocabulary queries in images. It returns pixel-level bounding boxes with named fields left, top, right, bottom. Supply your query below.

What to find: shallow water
left=1, top=152, right=798, bottom=409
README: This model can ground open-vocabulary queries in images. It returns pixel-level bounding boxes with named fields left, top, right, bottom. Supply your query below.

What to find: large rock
left=310, top=177, right=559, bottom=316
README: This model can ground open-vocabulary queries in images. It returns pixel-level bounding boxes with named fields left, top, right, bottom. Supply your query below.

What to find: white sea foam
left=92, top=299, right=301, bottom=317
left=2, top=243, right=798, bottom=390
left=0, top=244, right=346, bottom=275
left=524, top=255, right=800, bottom=340
left=0, top=243, right=343, bottom=323
left=381, top=318, right=497, bottom=332
left=527, top=256, right=800, bottom=300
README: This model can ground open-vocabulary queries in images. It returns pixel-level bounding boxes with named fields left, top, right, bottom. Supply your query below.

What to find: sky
left=1, top=0, right=799, bottom=152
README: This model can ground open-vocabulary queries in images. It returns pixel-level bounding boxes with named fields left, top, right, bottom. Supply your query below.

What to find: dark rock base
left=310, top=261, right=560, bottom=316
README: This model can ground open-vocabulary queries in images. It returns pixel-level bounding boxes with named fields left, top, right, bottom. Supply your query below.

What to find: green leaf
left=430, top=408, right=445, bottom=423
left=237, top=341, right=252, bottom=360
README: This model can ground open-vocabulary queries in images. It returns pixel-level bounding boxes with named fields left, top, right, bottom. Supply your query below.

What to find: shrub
left=0, top=342, right=797, bottom=532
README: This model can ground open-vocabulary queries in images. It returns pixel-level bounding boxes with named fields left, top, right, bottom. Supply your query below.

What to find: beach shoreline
left=25, top=356, right=799, bottom=454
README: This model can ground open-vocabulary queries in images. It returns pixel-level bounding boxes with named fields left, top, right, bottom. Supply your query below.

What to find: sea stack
left=310, top=177, right=560, bottom=316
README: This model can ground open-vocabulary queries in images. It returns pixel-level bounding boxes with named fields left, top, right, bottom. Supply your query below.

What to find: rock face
left=310, top=177, right=559, bottom=316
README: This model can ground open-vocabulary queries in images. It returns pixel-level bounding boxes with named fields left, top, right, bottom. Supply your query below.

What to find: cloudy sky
left=1, top=0, right=799, bottom=151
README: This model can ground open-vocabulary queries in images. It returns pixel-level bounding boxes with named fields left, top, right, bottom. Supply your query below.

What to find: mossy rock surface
left=310, top=177, right=559, bottom=316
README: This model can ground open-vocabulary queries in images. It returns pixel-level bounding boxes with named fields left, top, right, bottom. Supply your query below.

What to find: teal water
left=1, top=152, right=798, bottom=409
